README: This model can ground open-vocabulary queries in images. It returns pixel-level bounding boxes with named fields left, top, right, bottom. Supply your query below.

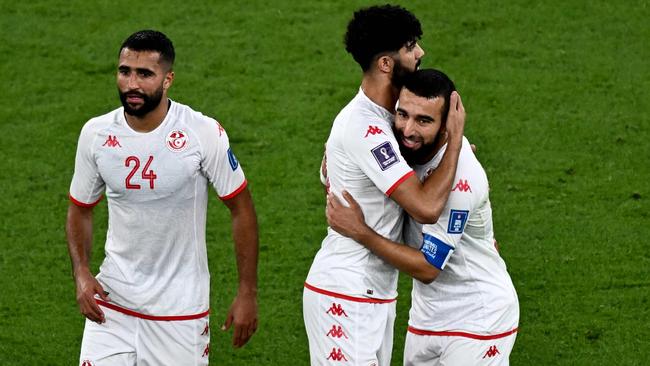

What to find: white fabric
left=69, top=100, right=246, bottom=316
left=306, top=88, right=413, bottom=300
left=404, top=137, right=519, bottom=334
left=404, top=330, right=517, bottom=366
left=303, top=286, right=395, bottom=366
left=79, top=305, right=210, bottom=365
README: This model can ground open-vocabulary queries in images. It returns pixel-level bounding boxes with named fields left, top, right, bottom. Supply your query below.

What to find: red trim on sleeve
left=385, top=170, right=415, bottom=196
left=219, top=180, right=248, bottom=200
left=96, top=299, right=210, bottom=321
left=69, top=193, right=103, bottom=208
left=304, top=282, right=396, bottom=304
left=407, top=326, right=518, bottom=340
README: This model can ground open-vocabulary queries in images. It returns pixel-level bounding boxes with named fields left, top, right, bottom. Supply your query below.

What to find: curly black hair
left=119, top=30, right=175, bottom=69
left=344, top=4, right=422, bottom=72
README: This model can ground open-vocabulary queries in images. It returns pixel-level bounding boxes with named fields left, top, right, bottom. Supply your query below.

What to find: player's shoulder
left=453, top=137, right=488, bottom=195
left=172, top=101, right=225, bottom=134
left=80, top=107, right=122, bottom=136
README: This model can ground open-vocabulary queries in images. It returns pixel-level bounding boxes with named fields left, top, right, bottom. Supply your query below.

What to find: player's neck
left=124, top=98, right=171, bottom=133
left=361, top=74, right=398, bottom=113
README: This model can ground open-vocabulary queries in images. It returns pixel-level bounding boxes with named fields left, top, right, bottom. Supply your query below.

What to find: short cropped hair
left=345, top=4, right=422, bottom=72
left=119, top=30, right=175, bottom=69
left=402, top=69, right=456, bottom=124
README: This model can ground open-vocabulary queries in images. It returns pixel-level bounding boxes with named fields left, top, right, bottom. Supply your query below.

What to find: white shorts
left=403, top=327, right=518, bottom=366
left=79, top=301, right=210, bottom=365
left=303, top=283, right=396, bottom=366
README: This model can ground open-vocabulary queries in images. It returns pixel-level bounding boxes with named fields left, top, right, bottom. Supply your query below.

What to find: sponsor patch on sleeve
left=447, top=210, right=469, bottom=234
left=227, top=148, right=239, bottom=171
left=371, top=141, right=399, bottom=171
left=420, top=234, right=454, bottom=270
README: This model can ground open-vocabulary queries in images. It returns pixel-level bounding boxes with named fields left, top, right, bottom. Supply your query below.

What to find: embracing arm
left=389, top=91, right=466, bottom=224
left=65, top=202, right=109, bottom=323
left=327, top=191, right=439, bottom=284
left=221, top=187, right=259, bottom=348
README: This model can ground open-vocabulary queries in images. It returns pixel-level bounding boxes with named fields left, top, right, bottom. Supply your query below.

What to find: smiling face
left=394, top=87, right=445, bottom=164
left=116, top=48, right=173, bottom=117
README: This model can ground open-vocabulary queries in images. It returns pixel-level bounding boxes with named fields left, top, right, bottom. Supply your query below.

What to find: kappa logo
left=326, top=325, right=349, bottom=339
left=326, top=303, right=348, bottom=317
left=102, top=135, right=121, bottom=148
left=483, top=345, right=501, bottom=358
left=452, top=179, right=472, bottom=192
left=81, top=360, right=94, bottom=366
left=202, top=343, right=210, bottom=358
left=216, top=121, right=225, bottom=136
left=364, top=125, right=385, bottom=138
left=166, top=130, right=188, bottom=152
left=326, top=347, right=348, bottom=362
left=201, top=322, right=209, bottom=336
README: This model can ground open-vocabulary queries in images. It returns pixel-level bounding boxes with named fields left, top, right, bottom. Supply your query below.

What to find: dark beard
left=118, top=85, right=164, bottom=117
left=391, top=58, right=419, bottom=89
left=395, top=127, right=441, bottom=166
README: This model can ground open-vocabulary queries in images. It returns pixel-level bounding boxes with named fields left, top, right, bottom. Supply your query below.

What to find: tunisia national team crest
left=166, top=130, right=188, bottom=152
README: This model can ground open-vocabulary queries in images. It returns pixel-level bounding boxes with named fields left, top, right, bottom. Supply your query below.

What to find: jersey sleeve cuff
left=69, top=193, right=103, bottom=208
left=219, top=180, right=247, bottom=200
left=386, top=170, right=415, bottom=196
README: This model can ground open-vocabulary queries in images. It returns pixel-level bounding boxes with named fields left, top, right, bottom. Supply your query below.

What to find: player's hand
left=445, top=91, right=466, bottom=143
left=74, top=268, right=110, bottom=323
left=326, top=190, right=369, bottom=242
left=222, top=291, right=258, bottom=348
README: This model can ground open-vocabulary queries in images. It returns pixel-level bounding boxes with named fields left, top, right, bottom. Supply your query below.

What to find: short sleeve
left=199, top=120, right=247, bottom=200
left=69, top=122, right=105, bottom=207
left=343, top=121, right=413, bottom=195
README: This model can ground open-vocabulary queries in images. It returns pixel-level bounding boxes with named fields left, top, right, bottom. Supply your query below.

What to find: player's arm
left=390, top=91, right=466, bottom=224
left=222, top=186, right=259, bottom=348
left=327, top=191, right=440, bottom=283
left=65, top=202, right=110, bottom=323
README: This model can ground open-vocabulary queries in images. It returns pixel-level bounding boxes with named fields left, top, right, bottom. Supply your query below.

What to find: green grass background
left=1, top=0, right=649, bottom=364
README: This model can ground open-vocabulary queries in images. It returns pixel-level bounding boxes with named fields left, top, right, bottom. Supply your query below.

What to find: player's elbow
left=410, top=207, right=440, bottom=225
left=414, top=267, right=439, bottom=284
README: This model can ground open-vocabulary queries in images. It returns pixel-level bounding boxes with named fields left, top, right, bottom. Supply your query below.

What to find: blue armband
left=420, top=234, right=454, bottom=270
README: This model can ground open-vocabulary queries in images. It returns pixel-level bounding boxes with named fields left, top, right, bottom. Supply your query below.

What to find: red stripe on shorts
left=96, top=299, right=209, bottom=321
left=304, top=282, right=396, bottom=304
left=408, top=326, right=518, bottom=340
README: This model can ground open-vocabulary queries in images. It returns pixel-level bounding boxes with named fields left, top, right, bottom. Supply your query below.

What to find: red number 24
left=125, top=155, right=157, bottom=189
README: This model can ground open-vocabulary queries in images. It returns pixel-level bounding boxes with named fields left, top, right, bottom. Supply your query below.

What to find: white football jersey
left=69, top=100, right=246, bottom=317
left=306, top=89, right=414, bottom=300
left=404, top=137, right=519, bottom=334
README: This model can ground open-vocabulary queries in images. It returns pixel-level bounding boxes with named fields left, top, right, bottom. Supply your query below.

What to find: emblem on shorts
left=326, top=325, right=349, bottom=339
left=326, top=303, right=348, bottom=317
left=326, top=347, right=348, bottom=361
left=371, top=141, right=399, bottom=171
left=483, top=345, right=501, bottom=358
left=166, top=130, right=188, bottom=152
left=81, top=360, right=94, bottom=366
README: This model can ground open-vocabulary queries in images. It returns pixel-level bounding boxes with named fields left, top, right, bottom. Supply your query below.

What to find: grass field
left=1, top=0, right=649, bottom=364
